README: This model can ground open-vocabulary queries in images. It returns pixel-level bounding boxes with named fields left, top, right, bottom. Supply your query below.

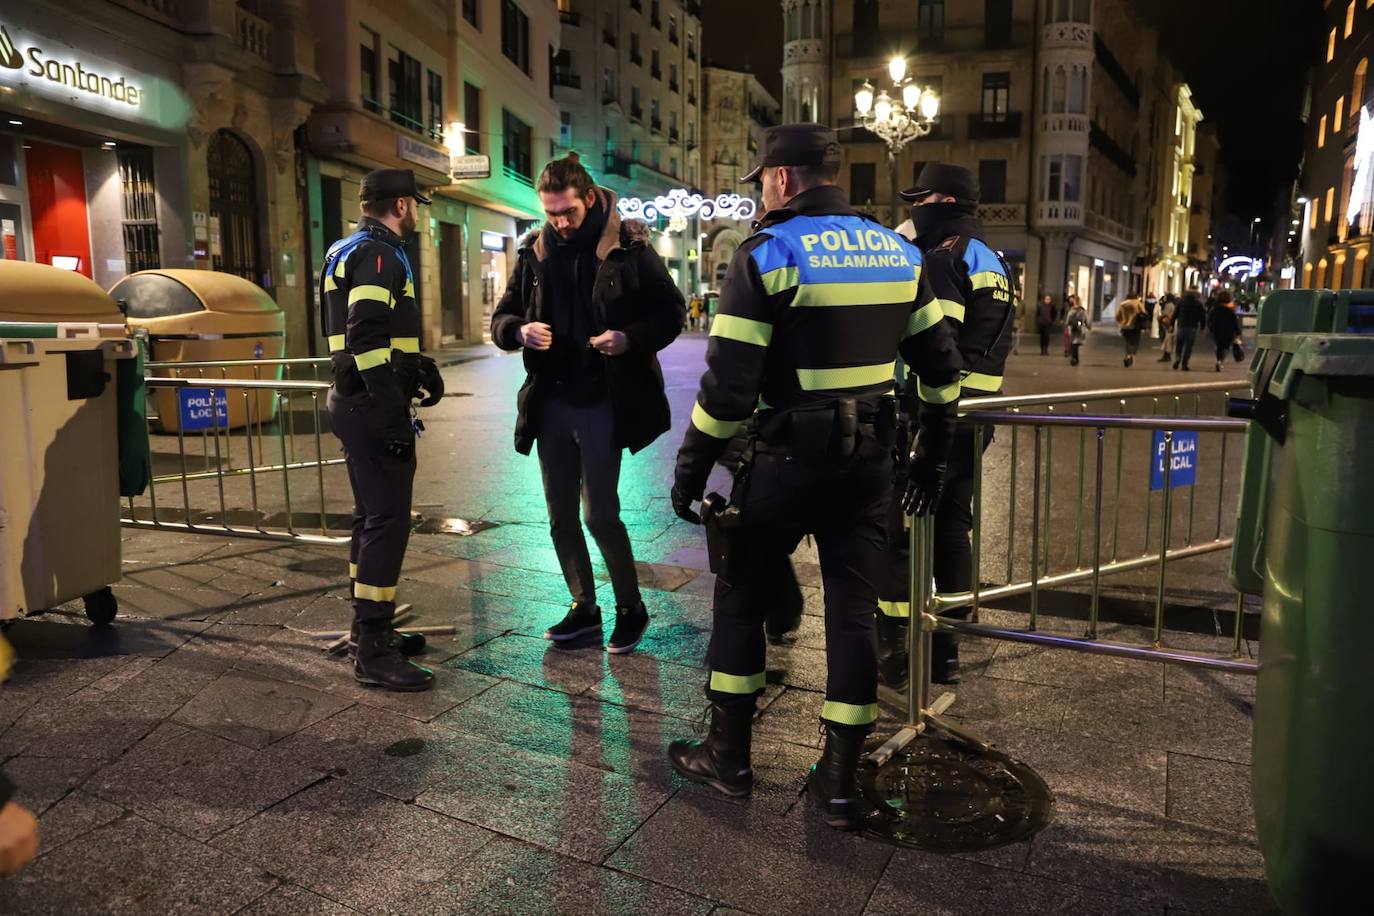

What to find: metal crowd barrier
left=874, top=379, right=1258, bottom=766
left=122, top=375, right=350, bottom=546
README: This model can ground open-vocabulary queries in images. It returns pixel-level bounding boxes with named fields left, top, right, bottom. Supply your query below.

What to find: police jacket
left=319, top=217, right=421, bottom=409
left=676, top=184, right=962, bottom=478
left=904, top=208, right=1013, bottom=397
left=491, top=186, right=686, bottom=455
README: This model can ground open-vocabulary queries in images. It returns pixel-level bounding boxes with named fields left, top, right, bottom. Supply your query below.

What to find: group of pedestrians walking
left=1031, top=285, right=1246, bottom=371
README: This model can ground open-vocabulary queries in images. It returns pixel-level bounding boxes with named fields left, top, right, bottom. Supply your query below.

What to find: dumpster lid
left=0, top=261, right=125, bottom=324
left=1257, top=333, right=1374, bottom=378
left=112, top=269, right=280, bottom=316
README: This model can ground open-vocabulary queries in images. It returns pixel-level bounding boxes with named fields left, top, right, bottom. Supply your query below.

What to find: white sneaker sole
left=606, top=620, right=649, bottom=654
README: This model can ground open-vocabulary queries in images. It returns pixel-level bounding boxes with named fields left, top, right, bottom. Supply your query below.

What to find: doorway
left=207, top=129, right=263, bottom=286
left=440, top=222, right=464, bottom=341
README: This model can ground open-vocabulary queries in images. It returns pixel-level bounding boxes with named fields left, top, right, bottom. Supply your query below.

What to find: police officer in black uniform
left=666, top=126, right=962, bottom=830
left=321, top=168, right=445, bottom=692
left=877, top=163, right=1015, bottom=686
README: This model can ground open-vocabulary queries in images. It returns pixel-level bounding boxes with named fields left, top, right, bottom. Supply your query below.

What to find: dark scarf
left=543, top=197, right=609, bottom=401
left=910, top=200, right=984, bottom=252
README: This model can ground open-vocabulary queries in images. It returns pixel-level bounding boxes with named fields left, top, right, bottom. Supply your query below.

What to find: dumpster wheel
left=82, top=587, right=118, bottom=627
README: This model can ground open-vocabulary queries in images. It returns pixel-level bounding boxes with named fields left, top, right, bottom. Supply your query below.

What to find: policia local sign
left=0, top=22, right=185, bottom=127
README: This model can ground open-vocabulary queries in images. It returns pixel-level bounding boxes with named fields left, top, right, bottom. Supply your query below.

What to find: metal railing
left=874, top=379, right=1258, bottom=764
left=123, top=374, right=351, bottom=547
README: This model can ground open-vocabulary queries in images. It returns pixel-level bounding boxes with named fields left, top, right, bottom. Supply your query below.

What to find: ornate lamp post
left=853, top=56, right=940, bottom=223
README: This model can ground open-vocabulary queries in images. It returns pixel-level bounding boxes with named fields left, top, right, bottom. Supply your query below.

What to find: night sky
left=702, top=0, right=1321, bottom=221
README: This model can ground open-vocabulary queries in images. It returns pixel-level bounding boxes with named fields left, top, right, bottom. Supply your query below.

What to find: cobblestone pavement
left=0, top=330, right=1271, bottom=914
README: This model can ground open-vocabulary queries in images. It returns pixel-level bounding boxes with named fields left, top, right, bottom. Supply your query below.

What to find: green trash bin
left=1229, top=289, right=1374, bottom=914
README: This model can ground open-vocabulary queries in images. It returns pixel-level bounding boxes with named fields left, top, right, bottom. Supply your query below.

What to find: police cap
left=359, top=168, right=431, bottom=205
left=740, top=124, right=843, bottom=183
left=900, top=162, right=979, bottom=203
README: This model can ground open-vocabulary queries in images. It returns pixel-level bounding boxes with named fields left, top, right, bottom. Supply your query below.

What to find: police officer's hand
left=519, top=321, right=553, bottom=351
left=416, top=356, right=445, bottom=407
left=671, top=483, right=702, bottom=524
left=903, top=454, right=948, bottom=517
left=589, top=330, right=628, bottom=356
left=0, top=800, right=38, bottom=876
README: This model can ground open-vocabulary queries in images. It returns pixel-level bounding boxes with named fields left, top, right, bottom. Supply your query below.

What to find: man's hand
left=589, top=330, right=628, bottom=356
left=519, top=321, right=553, bottom=351
left=903, top=452, right=948, bottom=517
left=416, top=356, right=445, bottom=407
left=0, top=801, right=38, bottom=876
left=671, top=483, right=702, bottom=524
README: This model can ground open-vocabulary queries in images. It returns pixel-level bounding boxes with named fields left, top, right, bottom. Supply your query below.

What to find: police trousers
left=706, top=438, right=891, bottom=728
left=877, top=421, right=995, bottom=620
left=327, top=388, right=415, bottom=624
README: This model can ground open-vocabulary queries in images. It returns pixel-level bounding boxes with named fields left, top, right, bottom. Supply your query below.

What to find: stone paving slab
left=234, top=884, right=358, bottom=915
left=1165, top=752, right=1257, bottom=836
left=210, top=778, right=496, bottom=915
left=2, top=815, right=277, bottom=915
left=172, top=670, right=353, bottom=749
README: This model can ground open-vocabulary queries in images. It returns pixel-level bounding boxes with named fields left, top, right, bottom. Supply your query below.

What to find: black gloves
left=395, top=353, right=445, bottom=407
left=903, top=398, right=957, bottom=517
left=672, top=449, right=710, bottom=525
left=671, top=483, right=702, bottom=524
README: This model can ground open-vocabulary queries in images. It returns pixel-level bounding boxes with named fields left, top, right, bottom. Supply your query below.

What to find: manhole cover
left=859, top=725, right=1054, bottom=851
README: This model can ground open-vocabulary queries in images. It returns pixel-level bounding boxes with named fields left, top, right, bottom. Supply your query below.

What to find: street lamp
left=854, top=55, right=940, bottom=222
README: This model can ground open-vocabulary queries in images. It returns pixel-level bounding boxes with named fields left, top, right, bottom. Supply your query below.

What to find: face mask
left=911, top=201, right=970, bottom=242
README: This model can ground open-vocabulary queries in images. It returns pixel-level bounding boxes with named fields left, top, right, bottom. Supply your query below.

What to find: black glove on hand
left=903, top=398, right=958, bottom=517
left=409, top=354, right=445, bottom=406
left=671, top=483, right=702, bottom=524
left=672, top=450, right=710, bottom=524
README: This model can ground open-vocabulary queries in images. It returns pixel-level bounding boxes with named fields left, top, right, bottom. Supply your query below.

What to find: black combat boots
left=354, top=620, right=435, bottom=692
left=931, top=632, right=961, bottom=685
left=808, top=723, right=872, bottom=830
left=876, top=614, right=909, bottom=689
left=668, top=703, right=755, bottom=797
left=348, top=623, right=426, bottom=658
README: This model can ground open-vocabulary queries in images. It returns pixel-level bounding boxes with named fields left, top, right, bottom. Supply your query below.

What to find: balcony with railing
left=1089, top=122, right=1136, bottom=176
left=1042, top=20, right=1092, bottom=50
left=553, top=66, right=581, bottom=90
left=968, top=112, right=1023, bottom=141
left=503, top=164, right=534, bottom=188
left=604, top=151, right=633, bottom=178
left=978, top=203, right=1027, bottom=226
left=836, top=22, right=1032, bottom=58
left=1085, top=209, right=1134, bottom=244
left=1036, top=200, right=1083, bottom=225
left=236, top=0, right=271, bottom=61
left=1041, top=112, right=1090, bottom=135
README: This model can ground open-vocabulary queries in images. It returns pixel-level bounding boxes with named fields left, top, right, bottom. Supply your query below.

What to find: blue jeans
left=1175, top=326, right=1199, bottom=367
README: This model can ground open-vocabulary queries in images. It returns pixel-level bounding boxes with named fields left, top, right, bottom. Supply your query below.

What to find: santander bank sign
left=0, top=23, right=145, bottom=111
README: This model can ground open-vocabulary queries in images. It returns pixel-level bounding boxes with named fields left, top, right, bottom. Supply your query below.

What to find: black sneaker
left=607, top=601, right=649, bottom=654
left=544, top=602, right=602, bottom=642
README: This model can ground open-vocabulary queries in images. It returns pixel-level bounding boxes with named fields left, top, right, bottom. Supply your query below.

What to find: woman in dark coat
left=1034, top=294, right=1057, bottom=355
left=1207, top=289, right=1242, bottom=371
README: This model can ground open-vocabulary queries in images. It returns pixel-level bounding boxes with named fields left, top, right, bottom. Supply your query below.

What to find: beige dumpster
left=0, top=261, right=135, bottom=625
left=110, top=269, right=284, bottom=433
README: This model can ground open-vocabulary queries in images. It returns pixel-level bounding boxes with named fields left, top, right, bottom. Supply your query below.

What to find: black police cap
left=740, top=124, right=843, bottom=183
left=900, top=162, right=979, bottom=203
left=359, top=168, right=431, bottom=205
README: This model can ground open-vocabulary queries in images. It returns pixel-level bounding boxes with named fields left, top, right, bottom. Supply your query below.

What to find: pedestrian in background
left=1207, top=289, right=1242, bottom=371
left=1065, top=295, right=1088, bottom=365
left=1172, top=286, right=1207, bottom=371
left=1158, top=293, right=1176, bottom=362
left=1035, top=293, right=1057, bottom=355
left=1115, top=293, right=1146, bottom=367
left=491, top=152, right=684, bottom=654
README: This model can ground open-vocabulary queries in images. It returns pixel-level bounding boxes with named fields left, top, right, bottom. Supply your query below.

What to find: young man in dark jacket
left=1172, top=287, right=1207, bottom=371
left=491, top=153, right=685, bottom=653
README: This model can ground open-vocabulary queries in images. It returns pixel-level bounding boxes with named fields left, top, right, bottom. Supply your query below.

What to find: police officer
left=667, top=125, right=962, bottom=830
left=321, top=168, right=445, bottom=692
left=878, top=163, right=1015, bottom=686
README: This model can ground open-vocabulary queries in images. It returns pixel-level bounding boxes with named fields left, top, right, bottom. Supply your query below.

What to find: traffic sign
left=1151, top=430, right=1198, bottom=490
left=178, top=388, right=229, bottom=431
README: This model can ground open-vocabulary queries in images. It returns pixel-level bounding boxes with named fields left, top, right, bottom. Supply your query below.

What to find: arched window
left=1354, top=59, right=1369, bottom=119
left=787, top=4, right=799, bottom=41
left=1051, top=67, right=1067, bottom=113
left=207, top=129, right=263, bottom=285
left=1068, top=67, right=1086, bottom=113
left=1072, top=0, right=1090, bottom=22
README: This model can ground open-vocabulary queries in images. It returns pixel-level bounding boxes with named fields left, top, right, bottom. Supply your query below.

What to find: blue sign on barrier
left=178, top=388, right=229, bottom=431
left=1151, top=430, right=1198, bottom=491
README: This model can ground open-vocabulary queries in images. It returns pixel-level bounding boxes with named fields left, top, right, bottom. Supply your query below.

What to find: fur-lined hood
left=523, top=186, right=649, bottom=262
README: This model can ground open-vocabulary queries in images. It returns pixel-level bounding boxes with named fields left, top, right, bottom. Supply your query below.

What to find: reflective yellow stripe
left=354, top=347, right=392, bottom=370
left=710, top=670, right=767, bottom=694
left=797, top=361, right=896, bottom=391
left=392, top=337, right=420, bottom=353
left=324, top=273, right=338, bottom=292
left=821, top=700, right=878, bottom=725
left=878, top=599, right=910, bottom=618
left=348, top=284, right=394, bottom=308
left=327, top=334, right=346, bottom=352
left=333, top=257, right=347, bottom=278
left=760, top=265, right=800, bottom=295
left=403, top=278, right=415, bottom=299
left=792, top=279, right=919, bottom=307
left=962, top=372, right=1004, bottom=394
left=937, top=298, right=966, bottom=323
left=906, top=300, right=944, bottom=336
left=918, top=379, right=961, bottom=405
left=355, top=582, right=397, bottom=602
left=970, top=270, right=1009, bottom=292
left=0, top=631, right=13, bottom=684
left=691, top=402, right=743, bottom=439
left=710, top=314, right=773, bottom=346
left=348, top=562, right=359, bottom=579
